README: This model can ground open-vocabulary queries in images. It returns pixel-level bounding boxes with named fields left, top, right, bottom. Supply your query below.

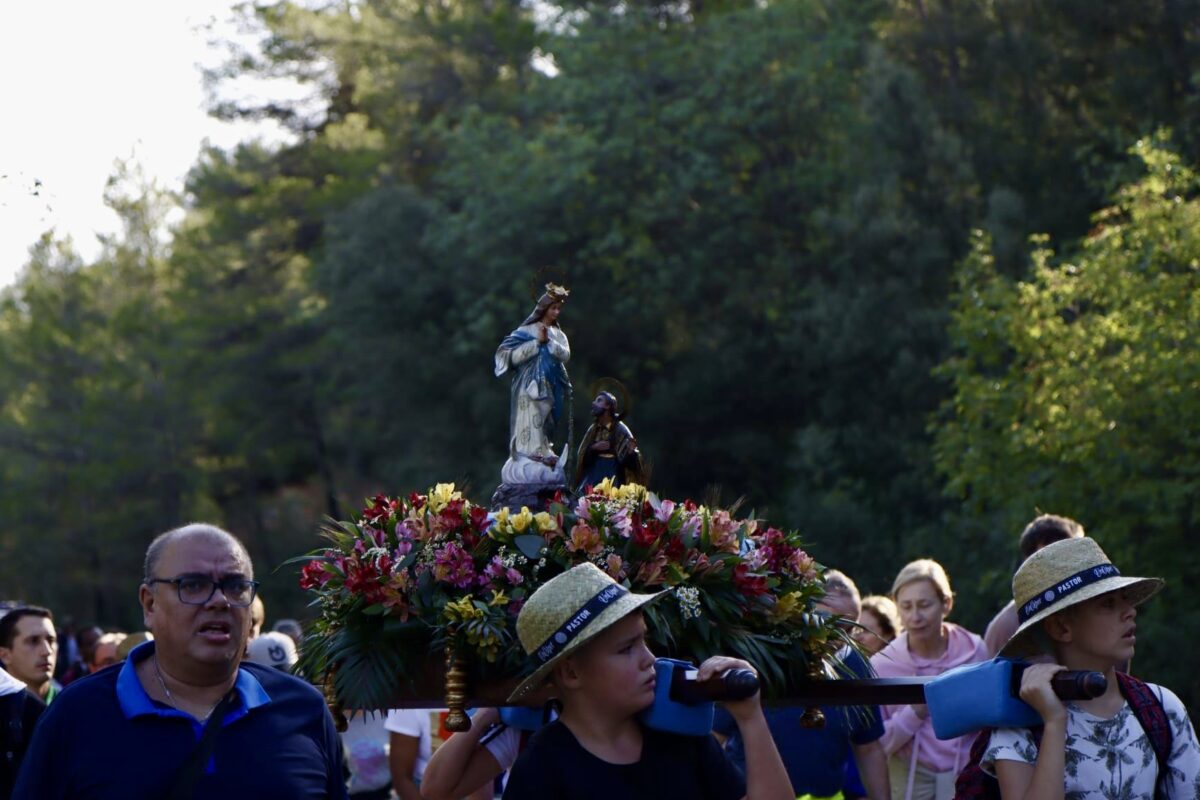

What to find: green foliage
left=934, top=137, right=1200, bottom=704
left=296, top=482, right=842, bottom=710
left=1, top=0, right=1198, bottom=710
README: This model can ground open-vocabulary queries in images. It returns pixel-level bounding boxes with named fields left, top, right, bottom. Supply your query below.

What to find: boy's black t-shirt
left=502, top=719, right=747, bottom=800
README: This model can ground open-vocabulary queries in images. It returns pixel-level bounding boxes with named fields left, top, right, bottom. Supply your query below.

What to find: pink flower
left=567, top=522, right=604, bottom=556
left=605, top=554, right=625, bottom=579
left=635, top=552, right=669, bottom=587
left=381, top=573, right=412, bottom=620
left=432, top=542, right=476, bottom=589
left=574, top=496, right=591, bottom=518
left=710, top=510, right=740, bottom=553
left=744, top=546, right=769, bottom=570
left=394, top=540, right=412, bottom=558
left=789, top=549, right=818, bottom=582
left=484, top=556, right=525, bottom=586
left=610, top=508, right=633, bottom=539
left=361, top=526, right=386, bottom=548
left=398, top=516, right=429, bottom=542
left=653, top=499, right=676, bottom=523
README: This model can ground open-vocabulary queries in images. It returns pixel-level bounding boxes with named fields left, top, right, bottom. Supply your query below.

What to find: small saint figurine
left=574, top=391, right=644, bottom=493
left=492, top=284, right=572, bottom=506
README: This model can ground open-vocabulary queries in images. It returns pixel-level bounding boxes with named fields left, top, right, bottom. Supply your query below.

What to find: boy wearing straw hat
left=978, top=537, right=1200, bottom=799
left=501, top=562, right=794, bottom=800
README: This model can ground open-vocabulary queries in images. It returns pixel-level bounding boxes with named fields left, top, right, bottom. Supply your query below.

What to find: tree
left=934, top=136, right=1200, bottom=706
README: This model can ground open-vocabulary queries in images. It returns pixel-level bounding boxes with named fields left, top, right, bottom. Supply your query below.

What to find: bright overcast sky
left=0, top=0, right=297, bottom=287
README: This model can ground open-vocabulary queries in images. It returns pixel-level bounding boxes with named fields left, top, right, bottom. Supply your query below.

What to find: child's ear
left=1043, top=613, right=1072, bottom=645
left=554, top=655, right=585, bottom=690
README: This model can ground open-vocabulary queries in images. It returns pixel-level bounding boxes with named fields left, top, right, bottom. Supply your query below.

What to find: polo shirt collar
left=117, top=640, right=271, bottom=721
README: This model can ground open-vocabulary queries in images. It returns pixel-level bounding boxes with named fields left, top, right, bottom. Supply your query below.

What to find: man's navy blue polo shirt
left=13, top=641, right=348, bottom=799
left=714, top=648, right=885, bottom=798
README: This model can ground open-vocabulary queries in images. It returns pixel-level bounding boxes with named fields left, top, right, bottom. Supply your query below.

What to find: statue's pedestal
left=491, top=481, right=565, bottom=510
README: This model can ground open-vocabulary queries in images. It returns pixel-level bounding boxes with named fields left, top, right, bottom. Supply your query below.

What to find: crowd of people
left=0, top=513, right=1196, bottom=800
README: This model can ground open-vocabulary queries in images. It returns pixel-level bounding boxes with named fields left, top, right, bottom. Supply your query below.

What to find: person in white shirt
left=385, top=708, right=433, bottom=800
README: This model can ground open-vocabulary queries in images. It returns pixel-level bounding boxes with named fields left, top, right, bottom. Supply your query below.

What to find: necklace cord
left=153, top=655, right=227, bottom=722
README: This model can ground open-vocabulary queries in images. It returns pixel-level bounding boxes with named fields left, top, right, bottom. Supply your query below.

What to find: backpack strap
left=1116, top=672, right=1173, bottom=800
left=166, top=690, right=238, bottom=800
left=4, top=691, right=24, bottom=761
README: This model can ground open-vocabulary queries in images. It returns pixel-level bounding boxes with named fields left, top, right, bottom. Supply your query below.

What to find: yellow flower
left=614, top=482, right=646, bottom=504
left=534, top=511, right=555, bottom=533
left=488, top=589, right=509, bottom=607
left=592, top=477, right=616, bottom=498
left=428, top=483, right=462, bottom=514
left=511, top=506, right=534, bottom=533
left=444, top=596, right=484, bottom=623
left=773, top=591, right=803, bottom=621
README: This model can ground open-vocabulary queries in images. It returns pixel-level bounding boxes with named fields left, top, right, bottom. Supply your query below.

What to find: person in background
left=854, top=595, right=901, bottom=657
left=0, top=669, right=45, bottom=800
left=272, top=618, right=303, bottom=649
left=983, top=514, right=1085, bottom=656
left=870, top=559, right=987, bottom=800
left=716, top=569, right=890, bottom=800
left=342, top=710, right=394, bottom=800
left=58, top=625, right=101, bottom=686
left=245, top=631, right=297, bottom=671
left=386, top=708, right=434, bottom=800
left=115, top=631, right=153, bottom=662
left=12, top=523, right=347, bottom=799
left=0, top=607, right=59, bottom=704
left=89, top=633, right=127, bottom=672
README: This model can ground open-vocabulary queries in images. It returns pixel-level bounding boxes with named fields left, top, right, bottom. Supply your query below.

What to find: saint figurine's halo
left=587, top=377, right=633, bottom=418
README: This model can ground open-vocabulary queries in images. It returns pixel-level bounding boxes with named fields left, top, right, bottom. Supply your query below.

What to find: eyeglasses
left=145, top=575, right=260, bottom=607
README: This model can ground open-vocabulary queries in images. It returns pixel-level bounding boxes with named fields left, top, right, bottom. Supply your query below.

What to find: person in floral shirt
left=981, top=537, right=1200, bottom=800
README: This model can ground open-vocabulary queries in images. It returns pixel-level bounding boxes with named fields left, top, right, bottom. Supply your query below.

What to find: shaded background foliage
left=3, top=0, right=1199, bottom=707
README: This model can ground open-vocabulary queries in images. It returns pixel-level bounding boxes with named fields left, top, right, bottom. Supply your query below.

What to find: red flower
left=733, top=564, right=769, bottom=597
left=633, top=520, right=658, bottom=549
left=664, top=536, right=685, bottom=560
left=444, top=498, right=466, bottom=520
left=470, top=506, right=491, bottom=533
left=362, top=494, right=396, bottom=524
left=299, top=560, right=333, bottom=590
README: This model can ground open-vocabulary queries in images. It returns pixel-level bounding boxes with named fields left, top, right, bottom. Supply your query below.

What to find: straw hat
left=508, top=562, right=667, bottom=701
left=1000, top=537, right=1162, bottom=657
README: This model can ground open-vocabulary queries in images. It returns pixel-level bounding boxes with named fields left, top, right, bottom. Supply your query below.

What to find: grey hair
left=823, top=569, right=862, bottom=614
left=143, top=523, right=253, bottom=582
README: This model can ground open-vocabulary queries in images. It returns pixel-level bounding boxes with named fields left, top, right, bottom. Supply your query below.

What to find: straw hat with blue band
left=999, top=537, right=1163, bottom=658
left=508, top=562, right=669, bottom=702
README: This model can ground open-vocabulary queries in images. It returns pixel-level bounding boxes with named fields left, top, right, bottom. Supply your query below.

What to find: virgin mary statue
left=493, top=284, right=572, bottom=490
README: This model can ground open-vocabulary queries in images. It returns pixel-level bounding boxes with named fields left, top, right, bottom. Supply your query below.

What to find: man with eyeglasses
left=13, top=523, right=348, bottom=799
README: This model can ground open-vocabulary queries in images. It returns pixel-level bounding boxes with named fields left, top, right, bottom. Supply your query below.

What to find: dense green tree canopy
left=2, top=0, right=1199, bottom=706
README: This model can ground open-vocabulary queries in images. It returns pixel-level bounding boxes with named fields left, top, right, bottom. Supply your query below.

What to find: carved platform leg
left=444, top=642, right=471, bottom=732
left=799, top=653, right=826, bottom=729
left=323, top=666, right=348, bottom=733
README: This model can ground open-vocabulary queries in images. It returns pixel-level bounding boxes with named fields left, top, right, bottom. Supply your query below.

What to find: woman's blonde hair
left=890, top=558, right=953, bottom=604
left=859, top=595, right=902, bottom=640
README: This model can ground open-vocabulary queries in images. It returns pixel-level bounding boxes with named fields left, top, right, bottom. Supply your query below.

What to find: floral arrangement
left=296, top=479, right=848, bottom=711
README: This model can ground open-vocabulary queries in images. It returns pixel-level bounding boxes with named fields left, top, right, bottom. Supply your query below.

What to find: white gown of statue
left=493, top=324, right=570, bottom=485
